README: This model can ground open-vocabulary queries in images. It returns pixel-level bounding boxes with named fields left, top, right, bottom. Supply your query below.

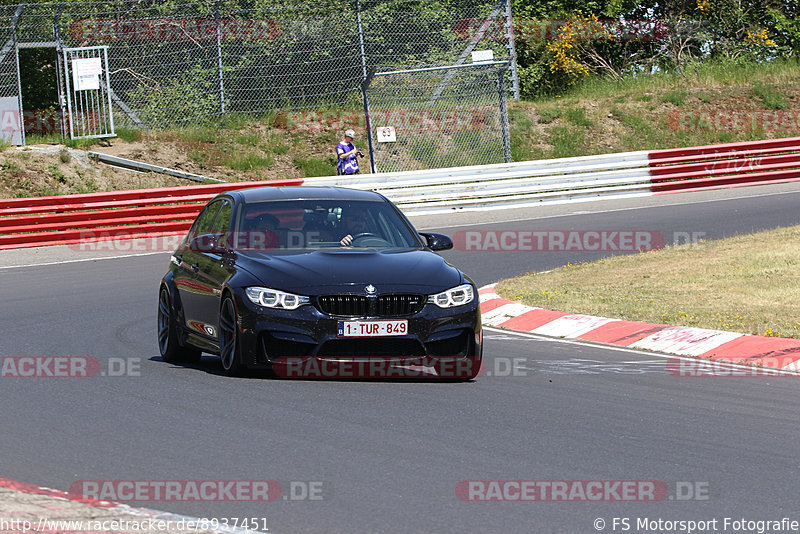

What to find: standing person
left=336, top=129, right=361, bottom=175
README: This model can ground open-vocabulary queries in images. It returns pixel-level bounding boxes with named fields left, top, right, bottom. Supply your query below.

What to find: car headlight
left=245, top=287, right=310, bottom=310
left=427, top=284, right=474, bottom=308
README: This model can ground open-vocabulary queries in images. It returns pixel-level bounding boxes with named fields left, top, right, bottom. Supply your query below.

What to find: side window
left=212, top=201, right=232, bottom=233
left=189, top=200, right=221, bottom=239
left=376, top=212, right=398, bottom=245
left=211, top=200, right=233, bottom=248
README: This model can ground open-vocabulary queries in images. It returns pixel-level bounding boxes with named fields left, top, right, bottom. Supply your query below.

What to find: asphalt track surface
left=3, top=183, right=800, bottom=533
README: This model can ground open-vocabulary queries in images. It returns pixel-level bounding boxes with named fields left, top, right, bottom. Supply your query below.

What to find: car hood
left=235, top=248, right=464, bottom=294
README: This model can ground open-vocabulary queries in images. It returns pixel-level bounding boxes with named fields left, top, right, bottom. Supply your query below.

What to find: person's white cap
left=344, top=129, right=357, bottom=139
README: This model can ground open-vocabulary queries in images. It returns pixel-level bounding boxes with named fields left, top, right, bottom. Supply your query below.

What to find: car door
left=174, top=199, right=222, bottom=337
left=191, top=199, right=237, bottom=339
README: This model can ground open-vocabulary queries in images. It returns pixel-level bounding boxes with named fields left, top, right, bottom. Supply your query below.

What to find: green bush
left=293, top=157, right=334, bottom=177
left=223, top=153, right=274, bottom=171
left=752, top=82, right=788, bottom=110
left=116, top=127, right=143, bottom=142
left=660, top=91, right=687, bottom=107
left=565, top=107, right=593, bottom=127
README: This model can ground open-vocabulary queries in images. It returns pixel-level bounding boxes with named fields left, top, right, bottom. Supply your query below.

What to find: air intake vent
left=317, top=294, right=425, bottom=317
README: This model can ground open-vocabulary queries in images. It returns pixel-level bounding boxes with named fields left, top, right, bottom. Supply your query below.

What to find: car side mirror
left=419, top=232, right=453, bottom=251
left=190, top=234, right=230, bottom=254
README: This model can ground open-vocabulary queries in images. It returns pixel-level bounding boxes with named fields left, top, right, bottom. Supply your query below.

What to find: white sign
left=0, top=97, right=22, bottom=145
left=471, top=50, right=494, bottom=63
left=376, top=126, right=396, bottom=143
left=72, top=57, right=102, bottom=91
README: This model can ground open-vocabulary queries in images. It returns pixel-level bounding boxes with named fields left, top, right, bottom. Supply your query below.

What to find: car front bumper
left=232, top=288, right=482, bottom=377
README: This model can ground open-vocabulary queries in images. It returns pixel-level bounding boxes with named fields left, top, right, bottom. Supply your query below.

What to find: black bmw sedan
left=158, top=186, right=482, bottom=379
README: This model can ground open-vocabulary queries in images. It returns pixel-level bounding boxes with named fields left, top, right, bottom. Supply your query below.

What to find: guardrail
left=2, top=136, right=800, bottom=249
left=323, top=136, right=800, bottom=209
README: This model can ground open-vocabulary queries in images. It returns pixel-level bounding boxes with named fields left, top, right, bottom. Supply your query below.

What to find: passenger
left=242, top=212, right=280, bottom=250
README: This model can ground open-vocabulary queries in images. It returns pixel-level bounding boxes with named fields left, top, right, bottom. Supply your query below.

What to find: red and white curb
left=479, top=284, right=800, bottom=371
left=0, top=477, right=263, bottom=533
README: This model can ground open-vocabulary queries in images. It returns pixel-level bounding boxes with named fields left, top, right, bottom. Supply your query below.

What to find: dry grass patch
left=495, top=226, right=800, bottom=338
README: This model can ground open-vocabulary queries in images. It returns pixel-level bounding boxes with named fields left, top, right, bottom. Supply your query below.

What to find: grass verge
left=495, top=225, right=800, bottom=338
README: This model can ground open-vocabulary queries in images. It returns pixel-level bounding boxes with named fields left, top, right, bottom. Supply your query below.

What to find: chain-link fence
left=1, top=0, right=517, bottom=170
left=366, top=62, right=510, bottom=173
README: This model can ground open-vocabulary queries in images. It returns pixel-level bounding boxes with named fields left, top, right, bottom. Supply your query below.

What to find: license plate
left=337, top=320, right=408, bottom=337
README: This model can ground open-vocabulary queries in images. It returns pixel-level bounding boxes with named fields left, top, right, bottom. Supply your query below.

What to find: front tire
left=158, top=286, right=202, bottom=364
left=219, top=295, right=246, bottom=376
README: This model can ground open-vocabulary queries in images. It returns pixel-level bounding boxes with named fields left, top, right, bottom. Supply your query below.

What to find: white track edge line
left=483, top=326, right=800, bottom=376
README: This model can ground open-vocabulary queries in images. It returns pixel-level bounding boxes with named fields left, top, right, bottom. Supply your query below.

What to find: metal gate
left=62, top=46, right=114, bottom=140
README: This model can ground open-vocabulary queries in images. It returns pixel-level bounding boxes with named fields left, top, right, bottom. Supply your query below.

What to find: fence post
left=52, top=3, right=68, bottom=140
left=356, top=0, right=376, bottom=173
left=498, top=69, right=511, bottom=163
left=215, top=0, right=225, bottom=117
left=504, top=0, right=520, bottom=100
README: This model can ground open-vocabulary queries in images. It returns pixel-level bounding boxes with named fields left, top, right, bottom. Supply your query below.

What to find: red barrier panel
left=0, top=178, right=303, bottom=211
left=648, top=146, right=800, bottom=167
left=650, top=158, right=800, bottom=183
left=648, top=136, right=800, bottom=161
left=647, top=137, right=800, bottom=194
left=1, top=212, right=201, bottom=234
left=0, top=229, right=194, bottom=250
left=0, top=179, right=305, bottom=249
left=0, top=194, right=216, bottom=216
left=0, top=220, right=194, bottom=248
left=648, top=152, right=800, bottom=177
left=0, top=203, right=207, bottom=228
left=651, top=168, right=800, bottom=193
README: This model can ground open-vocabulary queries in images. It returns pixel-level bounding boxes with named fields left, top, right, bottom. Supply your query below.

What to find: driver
left=338, top=206, right=368, bottom=246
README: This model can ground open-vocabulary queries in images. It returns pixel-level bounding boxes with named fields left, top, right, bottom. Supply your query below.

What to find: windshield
left=234, top=199, right=422, bottom=251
